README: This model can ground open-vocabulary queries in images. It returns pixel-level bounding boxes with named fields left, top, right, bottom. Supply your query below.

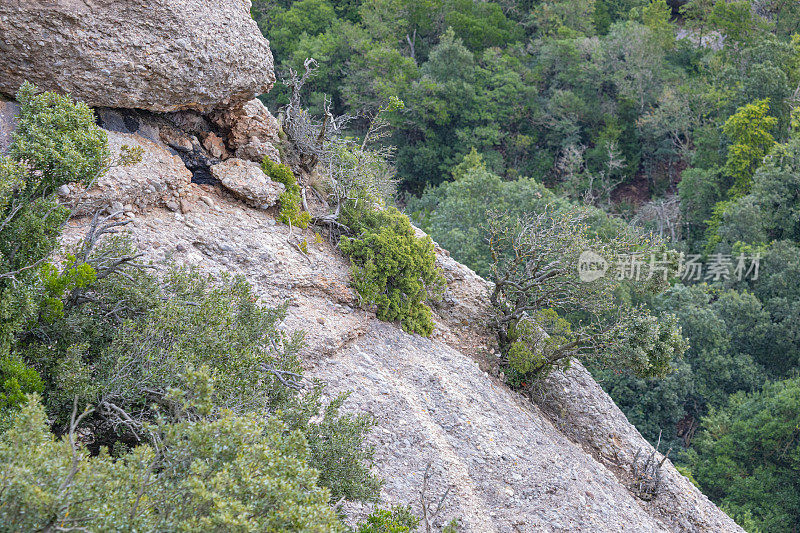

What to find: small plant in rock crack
left=262, top=158, right=310, bottom=229
left=632, top=430, right=672, bottom=501
left=355, top=506, right=420, bottom=533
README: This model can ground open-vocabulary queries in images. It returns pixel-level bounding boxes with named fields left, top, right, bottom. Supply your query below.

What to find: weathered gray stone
left=203, top=133, right=229, bottom=160
left=65, top=130, right=192, bottom=216
left=234, top=137, right=280, bottom=163
left=210, top=98, right=281, bottom=162
left=0, top=98, right=20, bottom=154
left=0, top=1, right=274, bottom=112
left=211, top=158, right=284, bottom=208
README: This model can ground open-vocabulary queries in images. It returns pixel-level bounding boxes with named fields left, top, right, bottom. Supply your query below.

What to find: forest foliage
left=252, top=0, right=800, bottom=529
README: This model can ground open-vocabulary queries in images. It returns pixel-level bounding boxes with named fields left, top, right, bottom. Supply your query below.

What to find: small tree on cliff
left=1, top=83, right=111, bottom=416
left=487, top=207, right=687, bottom=384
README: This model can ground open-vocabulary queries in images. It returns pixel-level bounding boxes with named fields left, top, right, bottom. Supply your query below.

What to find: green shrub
left=9, top=81, right=109, bottom=193
left=0, top=355, right=43, bottom=429
left=355, top=506, right=419, bottom=533
left=283, top=390, right=381, bottom=503
left=262, top=158, right=311, bottom=229
left=0, top=85, right=378, bottom=528
left=33, top=264, right=306, bottom=428
left=0, top=392, right=345, bottom=532
left=505, top=310, right=573, bottom=381
left=340, top=206, right=444, bottom=336
left=487, top=208, right=686, bottom=384
left=689, top=377, right=800, bottom=532
left=18, top=236, right=381, bottom=505
left=1, top=82, right=110, bottom=408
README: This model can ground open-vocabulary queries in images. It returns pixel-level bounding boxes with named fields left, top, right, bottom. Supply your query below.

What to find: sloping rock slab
left=0, top=0, right=274, bottom=112
left=314, top=324, right=691, bottom=532
left=536, top=363, right=742, bottom=532
left=58, top=189, right=742, bottom=533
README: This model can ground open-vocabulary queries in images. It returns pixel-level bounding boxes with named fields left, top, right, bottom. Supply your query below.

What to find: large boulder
left=211, top=158, right=284, bottom=208
left=0, top=0, right=274, bottom=112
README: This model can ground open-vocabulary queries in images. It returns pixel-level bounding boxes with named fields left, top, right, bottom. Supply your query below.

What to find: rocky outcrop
left=0, top=1, right=274, bottom=112
left=211, top=158, right=284, bottom=208
left=538, top=366, right=739, bottom=532
left=210, top=99, right=281, bottom=163
left=0, top=98, right=19, bottom=154
left=58, top=164, right=743, bottom=531
left=60, top=131, right=192, bottom=217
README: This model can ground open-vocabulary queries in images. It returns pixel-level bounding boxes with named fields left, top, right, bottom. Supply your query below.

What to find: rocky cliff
left=52, top=176, right=741, bottom=532
left=0, top=0, right=274, bottom=112
left=0, top=4, right=743, bottom=531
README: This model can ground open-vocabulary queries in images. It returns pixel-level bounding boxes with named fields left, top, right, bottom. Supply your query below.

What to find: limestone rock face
left=210, top=99, right=281, bottom=163
left=58, top=180, right=743, bottom=531
left=0, top=0, right=274, bottom=112
left=60, top=130, right=192, bottom=216
left=211, top=158, right=284, bottom=208
left=0, top=98, right=19, bottom=154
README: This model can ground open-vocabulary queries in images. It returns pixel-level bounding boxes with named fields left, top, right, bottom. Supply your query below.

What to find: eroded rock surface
left=210, top=98, right=281, bottom=163
left=0, top=0, right=274, bottom=112
left=58, top=169, right=742, bottom=531
left=0, top=98, right=19, bottom=154
left=60, top=130, right=192, bottom=216
left=211, top=158, right=284, bottom=208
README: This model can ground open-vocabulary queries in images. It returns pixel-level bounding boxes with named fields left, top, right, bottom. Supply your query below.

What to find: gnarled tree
left=487, top=207, right=687, bottom=383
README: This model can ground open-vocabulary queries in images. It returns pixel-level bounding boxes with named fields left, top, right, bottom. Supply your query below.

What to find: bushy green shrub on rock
left=0, top=392, right=345, bottom=532
left=340, top=205, right=444, bottom=336
left=355, top=506, right=419, bottom=533
left=263, top=157, right=311, bottom=229
left=1, top=82, right=110, bottom=421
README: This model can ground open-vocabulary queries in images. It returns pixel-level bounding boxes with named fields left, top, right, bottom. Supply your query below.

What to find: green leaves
left=0, top=355, right=43, bottom=415
left=612, top=309, right=687, bottom=379
left=0, top=84, right=110, bottom=409
left=722, top=98, right=777, bottom=196
left=407, top=151, right=569, bottom=277
left=690, top=377, right=800, bottom=531
left=356, top=506, right=419, bottom=533
left=340, top=206, right=444, bottom=336
left=11, top=81, right=109, bottom=194
left=486, top=205, right=686, bottom=384
left=0, top=394, right=346, bottom=532
left=263, top=158, right=312, bottom=229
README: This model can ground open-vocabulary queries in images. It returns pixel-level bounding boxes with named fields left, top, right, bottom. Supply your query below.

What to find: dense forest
left=253, top=0, right=800, bottom=530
